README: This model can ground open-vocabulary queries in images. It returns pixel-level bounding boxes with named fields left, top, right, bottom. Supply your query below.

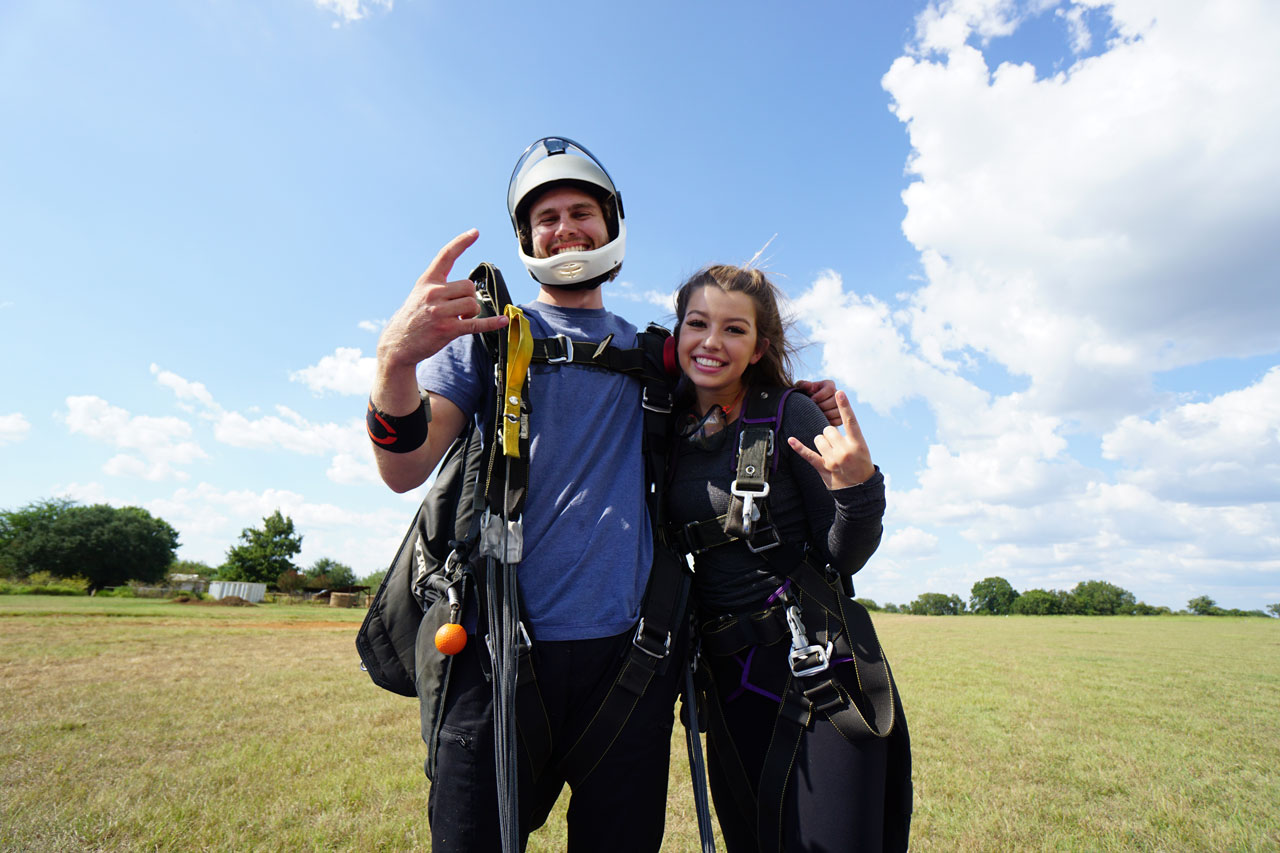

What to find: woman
left=667, top=265, right=911, bottom=853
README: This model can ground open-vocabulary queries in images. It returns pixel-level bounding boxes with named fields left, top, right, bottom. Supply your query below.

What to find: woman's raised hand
left=787, top=391, right=875, bottom=490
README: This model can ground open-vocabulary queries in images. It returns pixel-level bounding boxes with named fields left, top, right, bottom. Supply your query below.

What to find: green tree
left=969, top=576, right=1019, bottom=615
left=0, top=498, right=77, bottom=578
left=276, top=568, right=308, bottom=595
left=1068, top=580, right=1136, bottom=615
left=908, top=592, right=964, bottom=615
left=305, top=557, right=356, bottom=588
left=1131, top=601, right=1171, bottom=615
left=1187, top=595, right=1220, bottom=615
left=359, top=569, right=388, bottom=590
left=1268, top=603, right=1280, bottom=618
left=0, top=500, right=178, bottom=593
left=1011, top=588, right=1063, bottom=615
left=170, top=558, right=217, bottom=580
left=219, top=510, right=302, bottom=584
left=854, top=598, right=880, bottom=611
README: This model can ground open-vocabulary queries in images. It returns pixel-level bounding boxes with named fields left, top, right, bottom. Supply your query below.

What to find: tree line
left=0, top=498, right=374, bottom=594
left=857, top=576, right=1279, bottom=618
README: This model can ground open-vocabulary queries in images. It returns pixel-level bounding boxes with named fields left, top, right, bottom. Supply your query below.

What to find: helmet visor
left=507, top=136, right=619, bottom=224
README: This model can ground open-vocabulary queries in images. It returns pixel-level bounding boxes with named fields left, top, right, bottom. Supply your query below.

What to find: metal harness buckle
left=730, top=480, right=769, bottom=537
left=546, top=333, right=574, bottom=364
left=485, top=621, right=534, bottom=661
left=632, top=617, right=672, bottom=659
left=784, top=604, right=832, bottom=677
left=745, top=525, right=782, bottom=554
left=641, top=386, right=672, bottom=414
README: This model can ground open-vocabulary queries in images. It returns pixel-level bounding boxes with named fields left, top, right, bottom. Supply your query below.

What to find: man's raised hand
left=377, top=229, right=511, bottom=371
left=787, top=390, right=875, bottom=490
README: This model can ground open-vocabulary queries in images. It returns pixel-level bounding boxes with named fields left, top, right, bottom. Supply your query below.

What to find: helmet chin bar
left=519, top=226, right=626, bottom=289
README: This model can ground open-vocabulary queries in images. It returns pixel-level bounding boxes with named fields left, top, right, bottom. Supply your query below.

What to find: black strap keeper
left=367, top=396, right=429, bottom=453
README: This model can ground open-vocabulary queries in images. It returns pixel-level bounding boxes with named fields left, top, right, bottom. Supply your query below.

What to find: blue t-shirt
left=417, top=302, right=653, bottom=641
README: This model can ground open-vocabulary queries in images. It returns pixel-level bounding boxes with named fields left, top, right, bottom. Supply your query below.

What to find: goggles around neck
left=679, top=389, right=746, bottom=451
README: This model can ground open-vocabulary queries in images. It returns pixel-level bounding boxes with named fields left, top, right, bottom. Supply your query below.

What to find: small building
left=208, top=581, right=267, bottom=603
left=168, top=573, right=209, bottom=593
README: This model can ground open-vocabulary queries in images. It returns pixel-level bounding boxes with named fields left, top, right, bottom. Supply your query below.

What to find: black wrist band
left=367, top=396, right=429, bottom=454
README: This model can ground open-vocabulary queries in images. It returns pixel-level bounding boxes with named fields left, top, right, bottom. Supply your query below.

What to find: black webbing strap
left=515, top=643, right=552, bottom=772
left=676, top=516, right=783, bottom=556
left=699, top=603, right=790, bottom=657
left=682, top=659, right=717, bottom=853
left=756, top=674, right=811, bottom=853
left=556, top=543, right=690, bottom=781
left=695, top=652, right=759, bottom=838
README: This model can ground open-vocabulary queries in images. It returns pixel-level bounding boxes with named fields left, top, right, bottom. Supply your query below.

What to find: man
left=369, top=137, right=836, bottom=851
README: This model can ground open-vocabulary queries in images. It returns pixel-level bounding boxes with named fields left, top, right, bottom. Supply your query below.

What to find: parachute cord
left=684, top=662, right=717, bottom=853
left=488, top=456, right=521, bottom=853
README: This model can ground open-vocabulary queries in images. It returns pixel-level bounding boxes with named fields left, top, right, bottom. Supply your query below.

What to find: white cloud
left=314, top=0, right=392, bottom=26
left=212, top=406, right=355, bottom=454
left=52, top=481, right=111, bottom=505
left=358, top=319, right=385, bottom=334
left=0, top=412, right=30, bottom=445
left=1102, top=367, right=1280, bottom=505
left=150, top=364, right=216, bottom=410
left=290, top=347, right=375, bottom=396
left=882, top=526, right=940, bottom=558
left=150, top=363, right=371, bottom=485
left=326, top=451, right=381, bottom=485
left=63, top=396, right=208, bottom=481
left=613, top=280, right=677, bottom=313
left=882, top=0, right=1280, bottom=416
left=801, top=0, right=1280, bottom=610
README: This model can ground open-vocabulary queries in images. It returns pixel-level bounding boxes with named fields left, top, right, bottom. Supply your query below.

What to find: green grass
left=1, top=598, right=1276, bottom=851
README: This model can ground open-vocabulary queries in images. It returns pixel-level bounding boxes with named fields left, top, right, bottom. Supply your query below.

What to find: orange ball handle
left=434, top=622, right=468, bottom=655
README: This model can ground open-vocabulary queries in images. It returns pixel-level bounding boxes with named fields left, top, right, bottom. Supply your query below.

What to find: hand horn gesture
left=787, top=391, right=875, bottom=490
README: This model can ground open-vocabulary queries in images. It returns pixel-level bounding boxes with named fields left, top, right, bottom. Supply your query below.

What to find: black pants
left=427, top=627, right=683, bottom=853
left=705, top=641, right=911, bottom=853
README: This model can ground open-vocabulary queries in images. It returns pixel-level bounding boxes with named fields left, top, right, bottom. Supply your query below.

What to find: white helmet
left=507, top=137, right=626, bottom=289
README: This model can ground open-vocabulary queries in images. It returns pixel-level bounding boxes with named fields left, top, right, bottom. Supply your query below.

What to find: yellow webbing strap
left=502, top=304, right=533, bottom=458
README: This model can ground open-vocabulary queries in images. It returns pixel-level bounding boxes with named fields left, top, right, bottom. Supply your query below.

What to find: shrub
left=1012, top=589, right=1062, bottom=615
left=908, top=592, right=965, bottom=616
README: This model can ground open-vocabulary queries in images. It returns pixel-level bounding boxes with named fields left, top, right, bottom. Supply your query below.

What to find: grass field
left=1, top=596, right=1277, bottom=852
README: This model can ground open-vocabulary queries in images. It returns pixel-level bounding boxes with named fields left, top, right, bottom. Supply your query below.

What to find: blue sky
left=3, top=0, right=1277, bottom=611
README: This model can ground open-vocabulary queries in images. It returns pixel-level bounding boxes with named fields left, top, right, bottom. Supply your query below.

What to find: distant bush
left=98, top=586, right=137, bottom=598
left=854, top=598, right=880, bottom=611
left=1011, top=589, right=1063, bottom=615
left=1130, top=602, right=1172, bottom=615
left=0, top=572, right=88, bottom=596
left=0, top=581, right=84, bottom=596
left=908, top=592, right=965, bottom=616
